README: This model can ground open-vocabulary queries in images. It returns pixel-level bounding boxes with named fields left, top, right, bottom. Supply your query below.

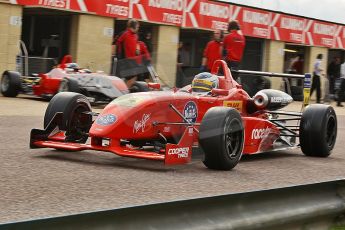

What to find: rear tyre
left=199, top=107, right=244, bottom=170
left=299, top=104, right=337, bottom=157
left=58, top=78, right=81, bottom=93
left=1, top=71, right=21, bottom=97
left=44, top=92, right=92, bottom=143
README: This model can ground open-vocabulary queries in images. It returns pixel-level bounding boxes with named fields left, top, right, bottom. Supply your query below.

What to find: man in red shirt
left=201, top=30, right=222, bottom=72
left=223, top=20, right=245, bottom=81
left=115, top=19, right=140, bottom=88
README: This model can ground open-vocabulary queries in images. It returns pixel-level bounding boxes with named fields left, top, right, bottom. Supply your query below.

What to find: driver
left=191, top=72, right=219, bottom=96
left=65, top=63, right=80, bottom=72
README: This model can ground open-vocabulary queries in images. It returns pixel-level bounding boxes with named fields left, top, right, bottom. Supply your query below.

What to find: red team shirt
left=223, top=30, right=246, bottom=62
left=203, top=40, right=222, bottom=71
left=116, top=29, right=138, bottom=58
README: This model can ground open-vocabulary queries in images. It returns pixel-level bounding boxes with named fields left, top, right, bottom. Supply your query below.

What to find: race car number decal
left=184, top=101, right=198, bottom=123
left=96, top=114, right=117, bottom=126
left=223, top=101, right=243, bottom=112
left=133, top=114, right=151, bottom=133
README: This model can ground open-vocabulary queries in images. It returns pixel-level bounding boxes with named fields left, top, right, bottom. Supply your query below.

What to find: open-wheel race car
left=1, top=55, right=149, bottom=103
left=30, top=60, right=337, bottom=170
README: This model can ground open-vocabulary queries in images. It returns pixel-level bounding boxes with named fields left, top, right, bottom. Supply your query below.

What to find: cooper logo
left=251, top=127, right=270, bottom=140
left=168, top=147, right=189, bottom=158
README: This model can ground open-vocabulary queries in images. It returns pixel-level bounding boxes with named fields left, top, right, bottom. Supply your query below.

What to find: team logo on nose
left=183, top=101, right=198, bottom=123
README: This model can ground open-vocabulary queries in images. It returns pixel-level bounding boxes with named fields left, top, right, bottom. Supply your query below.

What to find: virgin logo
left=133, top=114, right=151, bottom=133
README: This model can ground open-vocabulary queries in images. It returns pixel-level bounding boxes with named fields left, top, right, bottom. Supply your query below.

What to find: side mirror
left=211, top=88, right=229, bottom=96
left=148, top=83, right=161, bottom=90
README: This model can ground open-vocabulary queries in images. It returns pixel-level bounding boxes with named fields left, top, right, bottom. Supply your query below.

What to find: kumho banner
left=231, top=5, right=271, bottom=39
left=270, top=13, right=305, bottom=43
left=304, top=20, right=336, bottom=47
left=130, top=0, right=184, bottom=26
left=84, top=0, right=129, bottom=18
left=14, top=0, right=88, bottom=11
left=183, top=0, right=230, bottom=31
left=7, top=0, right=345, bottom=49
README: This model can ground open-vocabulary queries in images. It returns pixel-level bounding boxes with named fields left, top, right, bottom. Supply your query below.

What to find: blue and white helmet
left=191, top=72, right=219, bottom=95
left=65, top=63, right=79, bottom=69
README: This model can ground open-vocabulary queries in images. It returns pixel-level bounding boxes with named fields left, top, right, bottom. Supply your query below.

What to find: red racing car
left=1, top=55, right=149, bottom=103
left=30, top=60, right=337, bottom=170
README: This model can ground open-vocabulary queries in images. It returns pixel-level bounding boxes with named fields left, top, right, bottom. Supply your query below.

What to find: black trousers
left=337, top=78, right=345, bottom=105
left=310, top=74, right=321, bottom=103
left=329, top=75, right=336, bottom=94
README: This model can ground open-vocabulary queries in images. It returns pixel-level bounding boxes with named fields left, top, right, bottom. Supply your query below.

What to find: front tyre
left=44, top=92, right=92, bottom=143
left=299, top=104, right=337, bottom=157
left=199, top=107, right=244, bottom=170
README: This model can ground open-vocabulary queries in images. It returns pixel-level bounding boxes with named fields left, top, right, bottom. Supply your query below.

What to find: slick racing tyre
left=199, top=107, right=244, bottom=170
left=1, top=71, right=21, bottom=97
left=58, top=78, right=81, bottom=93
left=44, top=92, right=92, bottom=143
left=130, top=81, right=149, bottom=93
left=299, top=104, right=337, bottom=157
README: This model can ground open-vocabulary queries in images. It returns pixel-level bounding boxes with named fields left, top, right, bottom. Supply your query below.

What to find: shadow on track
left=33, top=150, right=178, bottom=172
left=240, top=151, right=301, bottom=162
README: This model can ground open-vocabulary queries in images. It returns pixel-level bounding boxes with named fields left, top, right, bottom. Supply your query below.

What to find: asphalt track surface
left=0, top=95, right=345, bottom=223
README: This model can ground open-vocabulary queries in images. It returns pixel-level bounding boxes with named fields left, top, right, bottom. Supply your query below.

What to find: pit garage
left=19, top=8, right=73, bottom=75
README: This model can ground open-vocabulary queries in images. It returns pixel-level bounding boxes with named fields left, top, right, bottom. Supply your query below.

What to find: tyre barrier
left=1, top=179, right=345, bottom=230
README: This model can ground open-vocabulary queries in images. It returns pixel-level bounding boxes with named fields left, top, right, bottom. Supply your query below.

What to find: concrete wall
left=153, top=25, right=179, bottom=87
left=263, top=40, right=285, bottom=90
left=69, top=14, right=113, bottom=73
left=0, top=3, right=22, bottom=74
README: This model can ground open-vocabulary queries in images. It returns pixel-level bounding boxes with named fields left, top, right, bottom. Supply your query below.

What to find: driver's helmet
left=191, top=72, right=219, bottom=95
left=65, top=63, right=79, bottom=70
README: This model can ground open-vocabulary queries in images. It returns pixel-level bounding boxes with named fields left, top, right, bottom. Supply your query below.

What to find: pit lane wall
left=1, top=180, right=345, bottom=229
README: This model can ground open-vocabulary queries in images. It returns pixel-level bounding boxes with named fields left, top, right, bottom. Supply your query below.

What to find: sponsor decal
left=251, top=127, right=270, bottom=140
left=96, top=114, right=117, bottom=126
left=223, top=100, right=243, bottom=112
left=270, top=96, right=293, bottom=104
left=168, top=147, right=189, bottom=158
left=184, top=101, right=198, bottom=123
left=133, top=113, right=151, bottom=133
left=38, top=0, right=69, bottom=8
left=163, top=126, right=171, bottom=132
left=188, top=127, right=193, bottom=135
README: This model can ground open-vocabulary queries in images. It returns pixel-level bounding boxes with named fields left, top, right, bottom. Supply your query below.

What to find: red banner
left=270, top=13, right=304, bottom=43
left=304, top=20, right=336, bottom=47
left=8, top=0, right=345, bottom=49
left=231, top=5, right=271, bottom=39
left=84, top=0, right=129, bottom=18
left=183, top=0, right=230, bottom=31
left=16, top=0, right=88, bottom=12
left=130, top=0, right=184, bottom=26
left=332, top=25, right=344, bottom=49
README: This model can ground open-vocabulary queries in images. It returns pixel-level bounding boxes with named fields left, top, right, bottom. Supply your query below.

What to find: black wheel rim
left=225, top=119, right=243, bottom=159
left=58, top=80, right=68, bottom=92
left=326, top=115, right=336, bottom=148
left=1, top=74, right=9, bottom=92
left=66, top=104, right=91, bottom=143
